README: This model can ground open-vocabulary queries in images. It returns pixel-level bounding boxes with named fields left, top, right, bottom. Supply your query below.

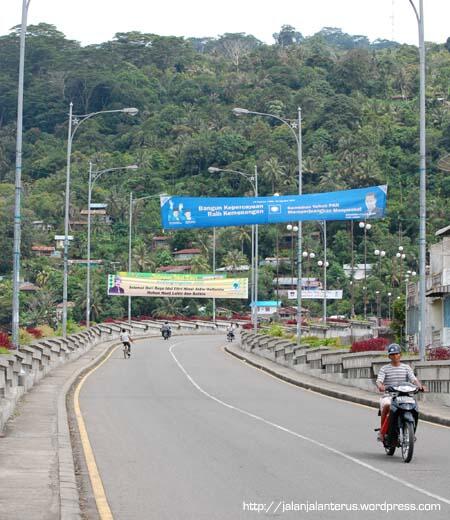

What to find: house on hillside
left=31, top=245, right=55, bottom=257
left=56, top=302, right=75, bottom=320
left=216, top=265, right=249, bottom=273
left=80, top=206, right=112, bottom=225
left=252, top=301, right=281, bottom=317
left=260, top=257, right=291, bottom=268
left=273, top=277, right=322, bottom=297
left=173, top=248, right=202, bottom=261
left=19, top=281, right=39, bottom=292
left=157, top=265, right=192, bottom=273
left=152, top=236, right=170, bottom=250
left=32, top=220, right=53, bottom=231
left=69, top=220, right=87, bottom=231
left=54, top=235, right=73, bottom=249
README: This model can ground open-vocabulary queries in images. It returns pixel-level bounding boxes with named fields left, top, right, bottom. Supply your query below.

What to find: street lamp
left=374, top=249, right=386, bottom=277
left=317, top=259, right=329, bottom=324
left=396, top=246, right=407, bottom=285
left=316, top=220, right=328, bottom=323
left=375, top=290, right=381, bottom=322
left=407, top=0, right=426, bottom=361
left=350, top=220, right=356, bottom=318
left=387, top=292, right=392, bottom=321
left=302, top=251, right=315, bottom=285
left=86, top=163, right=138, bottom=327
left=128, top=193, right=161, bottom=323
left=286, top=224, right=298, bottom=290
left=62, top=104, right=138, bottom=337
left=208, top=166, right=258, bottom=331
left=11, top=0, right=31, bottom=349
left=233, top=106, right=303, bottom=343
left=359, top=221, right=372, bottom=319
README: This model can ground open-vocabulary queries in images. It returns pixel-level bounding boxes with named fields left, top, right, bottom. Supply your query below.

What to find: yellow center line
left=73, top=345, right=120, bottom=520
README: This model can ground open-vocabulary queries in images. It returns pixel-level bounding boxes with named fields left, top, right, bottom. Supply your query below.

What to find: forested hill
left=0, top=23, right=449, bottom=321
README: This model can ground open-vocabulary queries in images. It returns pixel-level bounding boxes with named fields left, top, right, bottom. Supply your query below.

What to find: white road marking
left=169, top=341, right=450, bottom=507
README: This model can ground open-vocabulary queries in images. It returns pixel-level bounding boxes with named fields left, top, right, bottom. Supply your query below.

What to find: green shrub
left=322, top=337, right=341, bottom=347
left=55, top=319, right=82, bottom=336
left=268, top=324, right=284, bottom=337
left=37, top=324, right=55, bottom=338
left=19, top=328, right=35, bottom=345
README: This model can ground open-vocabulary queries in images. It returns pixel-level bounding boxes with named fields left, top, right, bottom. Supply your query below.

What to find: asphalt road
left=79, top=334, right=450, bottom=519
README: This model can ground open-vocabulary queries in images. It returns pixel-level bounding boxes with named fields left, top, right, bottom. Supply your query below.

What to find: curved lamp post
left=11, top=0, right=31, bottom=349
left=62, top=104, right=138, bottom=337
left=127, top=193, right=161, bottom=323
left=233, top=107, right=303, bottom=343
left=208, top=166, right=258, bottom=331
left=86, top=163, right=138, bottom=327
left=407, top=0, right=426, bottom=360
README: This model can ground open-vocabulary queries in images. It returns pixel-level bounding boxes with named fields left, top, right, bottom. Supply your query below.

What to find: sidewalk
left=225, top=343, right=450, bottom=427
left=0, top=339, right=117, bottom=520
left=0, top=330, right=220, bottom=520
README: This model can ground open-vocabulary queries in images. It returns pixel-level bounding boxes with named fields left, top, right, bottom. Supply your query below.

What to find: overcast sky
left=1, top=0, right=449, bottom=46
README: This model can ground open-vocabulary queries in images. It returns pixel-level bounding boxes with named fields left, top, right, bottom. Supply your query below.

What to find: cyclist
left=226, top=323, right=235, bottom=341
left=120, top=328, right=133, bottom=358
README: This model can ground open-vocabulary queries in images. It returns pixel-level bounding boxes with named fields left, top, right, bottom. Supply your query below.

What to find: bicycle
left=122, top=342, right=131, bottom=359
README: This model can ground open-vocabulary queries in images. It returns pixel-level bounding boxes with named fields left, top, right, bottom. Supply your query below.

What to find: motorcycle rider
left=161, top=321, right=171, bottom=338
left=375, top=343, right=424, bottom=442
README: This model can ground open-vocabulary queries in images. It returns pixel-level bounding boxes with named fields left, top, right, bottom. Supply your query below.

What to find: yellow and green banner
left=107, top=272, right=248, bottom=299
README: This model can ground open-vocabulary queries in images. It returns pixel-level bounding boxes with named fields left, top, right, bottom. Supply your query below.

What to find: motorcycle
left=227, top=331, right=235, bottom=342
left=376, top=383, right=420, bottom=463
left=162, top=329, right=171, bottom=340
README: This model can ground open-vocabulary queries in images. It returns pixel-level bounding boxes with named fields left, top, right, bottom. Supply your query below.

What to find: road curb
left=57, top=331, right=222, bottom=519
left=225, top=345, right=450, bottom=428
left=57, top=339, right=121, bottom=520
left=58, top=334, right=160, bottom=519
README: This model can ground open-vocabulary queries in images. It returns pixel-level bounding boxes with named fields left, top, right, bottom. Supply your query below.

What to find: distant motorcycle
left=162, top=329, right=171, bottom=340
left=376, top=383, right=420, bottom=463
left=227, top=331, right=235, bottom=342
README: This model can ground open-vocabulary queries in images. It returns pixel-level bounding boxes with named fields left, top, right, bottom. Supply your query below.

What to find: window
left=444, top=296, right=450, bottom=328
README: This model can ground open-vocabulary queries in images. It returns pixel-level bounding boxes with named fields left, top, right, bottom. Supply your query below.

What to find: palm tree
left=262, top=157, right=286, bottom=193
left=152, top=298, right=184, bottom=318
left=35, top=269, right=52, bottom=288
left=318, top=171, right=347, bottom=192
left=232, top=227, right=251, bottom=254
left=133, top=241, right=156, bottom=272
left=190, top=255, right=210, bottom=274
left=23, top=289, right=57, bottom=326
left=222, top=249, right=248, bottom=274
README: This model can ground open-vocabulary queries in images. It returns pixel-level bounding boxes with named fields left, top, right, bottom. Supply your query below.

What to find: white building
left=343, top=263, right=373, bottom=281
left=408, top=225, right=450, bottom=347
left=252, top=301, right=281, bottom=316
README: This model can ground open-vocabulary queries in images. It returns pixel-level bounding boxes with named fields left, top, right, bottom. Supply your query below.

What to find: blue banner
left=160, top=185, right=387, bottom=230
